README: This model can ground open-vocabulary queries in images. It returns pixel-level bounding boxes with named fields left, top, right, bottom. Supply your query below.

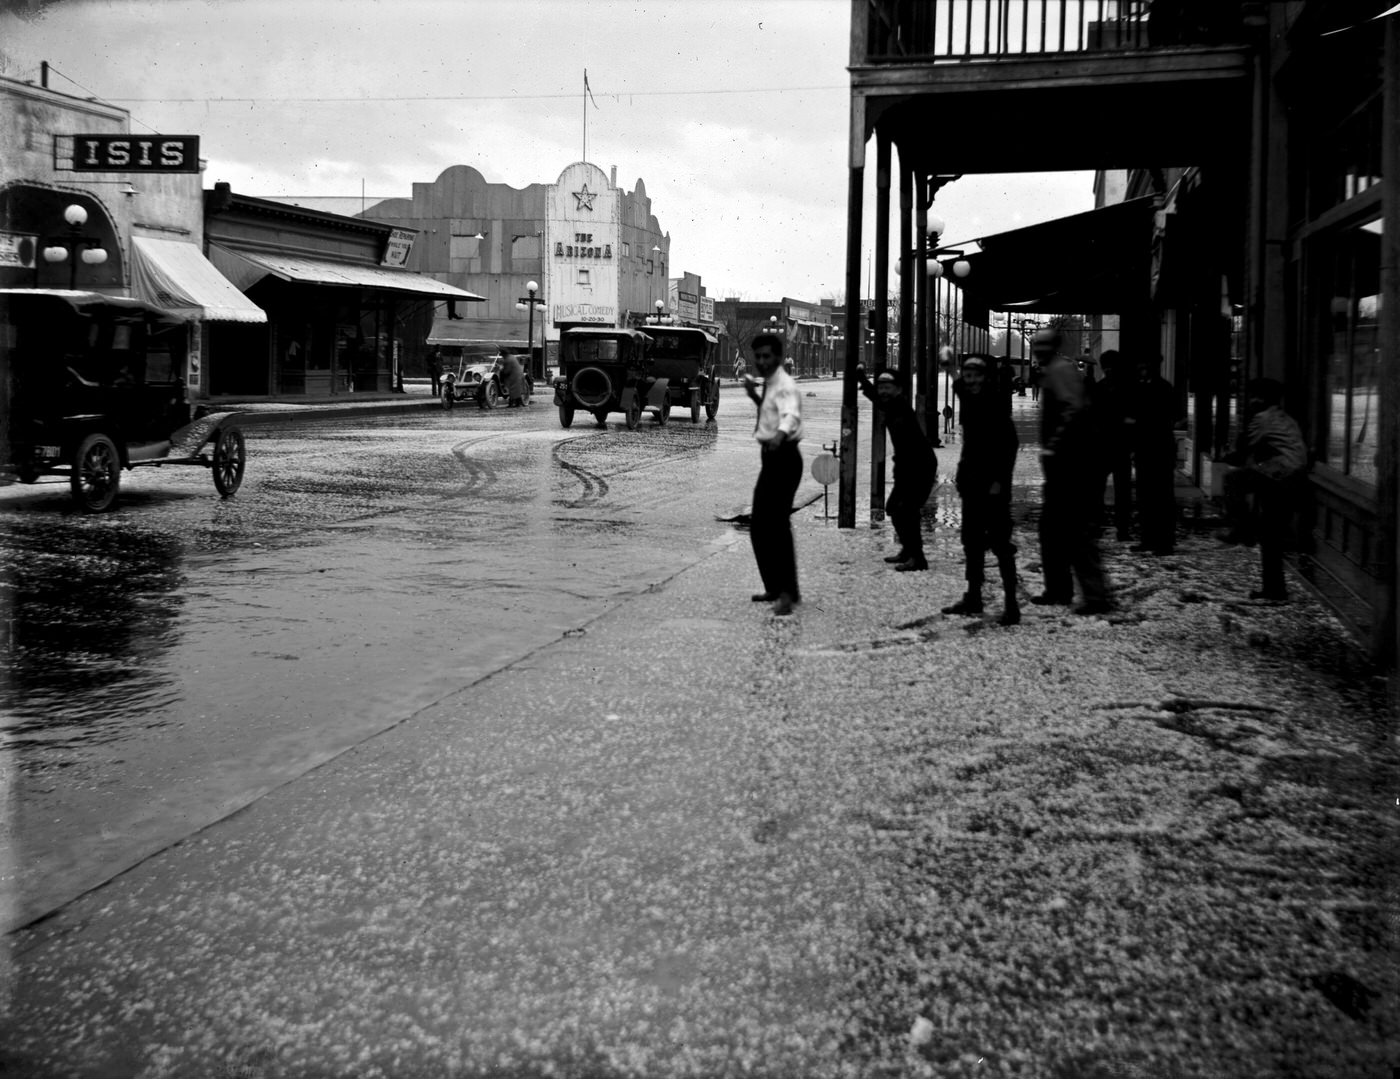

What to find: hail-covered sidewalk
left=2, top=431, right=1396, bottom=1078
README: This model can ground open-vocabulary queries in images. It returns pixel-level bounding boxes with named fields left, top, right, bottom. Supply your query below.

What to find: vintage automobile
left=440, top=353, right=533, bottom=410
left=646, top=325, right=720, bottom=423
left=553, top=327, right=669, bottom=430
left=1, top=288, right=246, bottom=513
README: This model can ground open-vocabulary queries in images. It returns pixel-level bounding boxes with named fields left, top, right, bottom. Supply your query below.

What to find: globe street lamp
left=515, top=280, right=546, bottom=380
left=43, top=203, right=107, bottom=290
left=648, top=298, right=673, bottom=326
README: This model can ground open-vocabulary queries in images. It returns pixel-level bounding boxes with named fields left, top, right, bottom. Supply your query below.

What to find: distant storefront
left=204, top=183, right=482, bottom=397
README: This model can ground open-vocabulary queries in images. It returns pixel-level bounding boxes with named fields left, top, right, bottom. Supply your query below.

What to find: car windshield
left=566, top=338, right=621, bottom=364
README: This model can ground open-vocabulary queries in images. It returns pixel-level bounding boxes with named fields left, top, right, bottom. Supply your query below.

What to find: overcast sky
left=1, top=0, right=1097, bottom=302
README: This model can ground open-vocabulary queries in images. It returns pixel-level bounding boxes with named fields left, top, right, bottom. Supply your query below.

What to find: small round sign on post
left=811, top=452, right=839, bottom=520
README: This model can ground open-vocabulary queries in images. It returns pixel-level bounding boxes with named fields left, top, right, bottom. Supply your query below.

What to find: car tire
left=624, top=396, right=642, bottom=430
left=482, top=381, right=500, bottom=410
left=706, top=388, right=719, bottom=422
left=593, top=409, right=608, bottom=427
left=212, top=427, right=246, bottom=497
left=691, top=391, right=702, bottom=424
left=559, top=404, right=575, bottom=428
left=71, top=432, right=121, bottom=513
left=521, top=378, right=533, bottom=407
left=655, top=392, right=670, bottom=426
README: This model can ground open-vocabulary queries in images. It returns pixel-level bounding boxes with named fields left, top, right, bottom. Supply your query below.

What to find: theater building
left=359, top=163, right=672, bottom=380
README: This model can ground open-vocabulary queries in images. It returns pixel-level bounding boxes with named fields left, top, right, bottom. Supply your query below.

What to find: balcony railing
left=863, top=1, right=1250, bottom=62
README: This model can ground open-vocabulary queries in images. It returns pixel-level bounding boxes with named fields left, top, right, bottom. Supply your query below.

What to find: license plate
left=35, top=445, right=60, bottom=458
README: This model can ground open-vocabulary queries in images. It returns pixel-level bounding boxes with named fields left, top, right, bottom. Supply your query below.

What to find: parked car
left=440, top=353, right=533, bottom=410
left=553, top=327, right=669, bottom=430
left=646, top=325, right=720, bottom=423
left=1, top=288, right=246, bottom=512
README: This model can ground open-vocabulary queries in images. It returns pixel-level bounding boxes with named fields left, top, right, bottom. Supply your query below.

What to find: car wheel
left=691, top=391, right=702, bottom=424
left=558, top=404, right=575, bottom=428
left=593, top=409, right=609, bottom=427
left=482, top=381, right=500, bottom=409
left=71, top=432, right=121, bottom=513
left=442, top=386, right=455, bottom=410
left=624, top=396, right=642, bottom=431
left=212, top=427, right=246, bottom=497
left=706, top=388, right=719, bottom=422
left=655, top=392, right=670, bottom=425
left=521, top=378, right=533, bottom=407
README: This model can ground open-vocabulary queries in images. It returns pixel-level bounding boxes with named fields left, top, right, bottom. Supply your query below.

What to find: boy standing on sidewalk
left=744, top=333, right=804, bottom=616
left=942, top=355, right=1021, bottom=625
left=855, top=365, right=938, bottom=572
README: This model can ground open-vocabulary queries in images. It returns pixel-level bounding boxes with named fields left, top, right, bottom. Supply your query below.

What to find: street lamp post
left=515, top=280, right=545, bottom=381
left=43, top=204, right=107, bottom=290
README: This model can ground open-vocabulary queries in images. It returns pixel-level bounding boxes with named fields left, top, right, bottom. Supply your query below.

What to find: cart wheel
left=706, top=388, right=719, bottom=422
left=212, top=427, right=246, bottom=497
left=71, top=432, right=121, bottom=513
left=690, top=391, right=702, bottom=424
left=593, top=409, right=608, bottom=427
left=558, top=404, right=575, bottom=428
left=654, top=392, right=670, bottom=425
left=442, top=386, right=455, bottom=410
left=624, top=396, right=642, bottom=431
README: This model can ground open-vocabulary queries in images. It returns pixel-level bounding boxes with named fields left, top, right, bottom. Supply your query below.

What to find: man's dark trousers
left=887, top=467, right=935, bottom=562
left=1039, top=455, right=1108, bottom=603
left=960, top=484, right=1016, bottom=587
left=751, top=441, right=802, bottom=599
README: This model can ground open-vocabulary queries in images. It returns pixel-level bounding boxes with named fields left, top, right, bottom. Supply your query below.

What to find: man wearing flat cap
left=943, top=354, right=1021, bottom=624
left=1032, top=329, right=1113, bottom=614
left=856, top=365, right=937, bottom=571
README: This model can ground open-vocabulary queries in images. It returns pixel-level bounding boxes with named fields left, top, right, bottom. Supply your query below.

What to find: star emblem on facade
left=572, top=185, right=597, bottom=211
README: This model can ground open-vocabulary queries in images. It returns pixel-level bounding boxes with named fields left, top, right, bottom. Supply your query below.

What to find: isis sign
left=68, top=135, right=200, bottom=173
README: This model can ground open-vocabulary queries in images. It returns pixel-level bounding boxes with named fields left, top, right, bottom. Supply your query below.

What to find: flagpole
left=583, top=70, right=587, bottom=164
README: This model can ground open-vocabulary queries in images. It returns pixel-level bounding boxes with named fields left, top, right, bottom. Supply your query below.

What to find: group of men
left=741, top=327, right=1309, bottom=618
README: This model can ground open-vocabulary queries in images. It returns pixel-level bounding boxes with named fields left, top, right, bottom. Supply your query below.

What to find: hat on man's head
left=1030, top=329, right=1060, bottom=353
left=875, top=370, right=898, bottom=384
left=961, top=355, right=988, bottom=370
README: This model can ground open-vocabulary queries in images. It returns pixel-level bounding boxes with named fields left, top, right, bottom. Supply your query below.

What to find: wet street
left=2, top=387, right=843, bottom=931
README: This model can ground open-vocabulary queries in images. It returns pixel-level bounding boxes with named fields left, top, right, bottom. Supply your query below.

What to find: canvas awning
left=131, top=238, right=266, bottom=323
left=941, top=196, right=1156, bottom=314
left=208, top=244, right=485, bottom=303
left=426, top=316, right=535, bottom=347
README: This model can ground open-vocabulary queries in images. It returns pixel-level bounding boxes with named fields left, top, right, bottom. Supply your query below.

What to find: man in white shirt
left=743, top=332, right=804, bottom=616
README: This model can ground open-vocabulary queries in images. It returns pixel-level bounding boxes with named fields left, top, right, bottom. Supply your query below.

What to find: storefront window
left=1312, top=215, right=1381, bottom=485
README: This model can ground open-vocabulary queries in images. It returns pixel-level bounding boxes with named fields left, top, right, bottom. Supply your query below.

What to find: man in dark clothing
left=1130, top=355, right=1179, bottom=555
left=1217, top=378, right=1310, bottom=601
left=1031, top=330, right=1113, bottom=615
left=856, top=365, right=938, bottom=571
left=425, top=347, right=443, bottom=397
left=1089, top=349, right=1135, bottom=541
left=942, top=355, right=1021, bottom=625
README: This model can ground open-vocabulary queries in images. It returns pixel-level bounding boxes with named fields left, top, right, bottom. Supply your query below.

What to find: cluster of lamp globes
left=515, top=280, right=545, bottom=315
left=647, top=299, right=674, bottom=325
left=893, top=212, right=969, bottom=280
left=43, top=204, right=109, bottom=271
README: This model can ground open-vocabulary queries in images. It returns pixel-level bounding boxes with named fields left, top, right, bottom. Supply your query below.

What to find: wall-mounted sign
left=68, top=135, right=200, bottom=173
left=0, top=231, right=37, bottom=269
left=555, top=302, right=615, bottom=324
left=699, top=296, right=714, bottom=322
left=381, top=228, right=415, bottom=268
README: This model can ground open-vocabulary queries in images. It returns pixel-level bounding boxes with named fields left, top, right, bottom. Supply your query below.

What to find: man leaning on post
left=743, top=332, right=804, bottom=616
left=855, top=364, right=937, bottom=572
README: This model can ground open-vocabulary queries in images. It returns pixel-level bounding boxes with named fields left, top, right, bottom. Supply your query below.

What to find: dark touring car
left=1, top=288, right=246, bottom=512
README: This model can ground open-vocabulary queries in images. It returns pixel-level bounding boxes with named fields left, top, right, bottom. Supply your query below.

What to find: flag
left=585, top=69, right=599, bottom=109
